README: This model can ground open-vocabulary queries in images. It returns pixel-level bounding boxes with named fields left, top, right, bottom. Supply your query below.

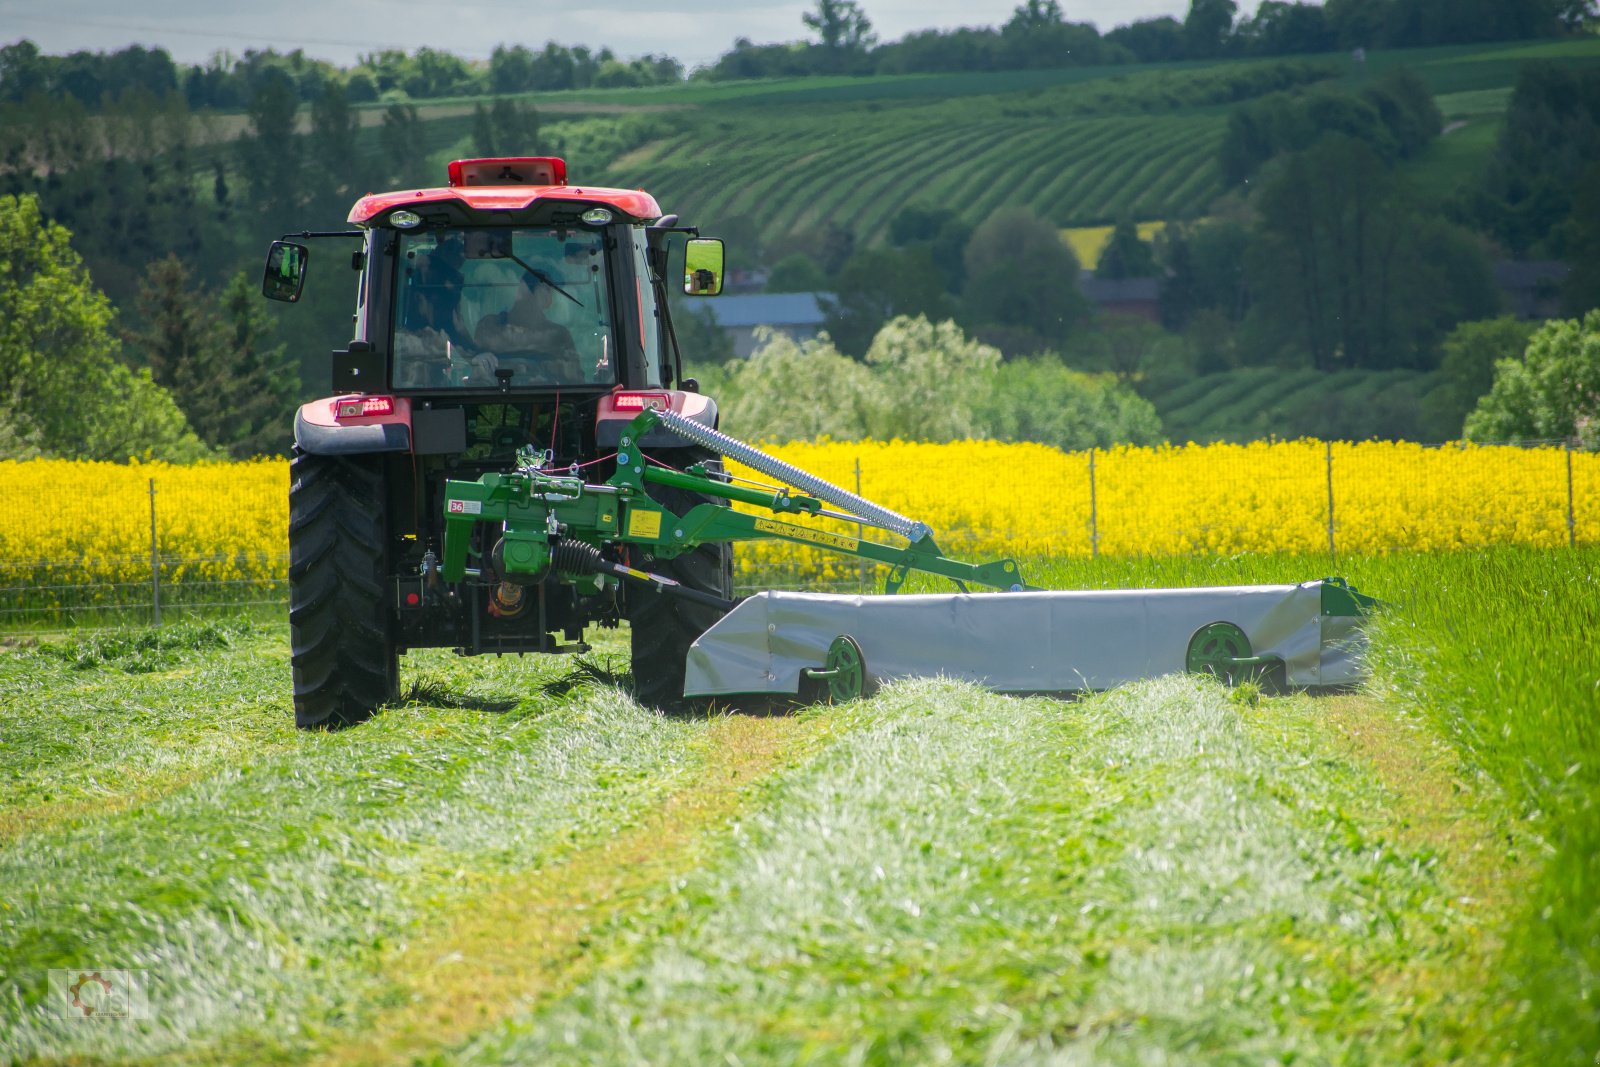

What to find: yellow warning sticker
left=754, top=517, right=859, bottom=551
left=628, top=508, right=662, bottom=540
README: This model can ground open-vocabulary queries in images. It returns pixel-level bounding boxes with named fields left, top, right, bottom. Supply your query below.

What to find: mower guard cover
left=683, top=580, right=1369, bottom=698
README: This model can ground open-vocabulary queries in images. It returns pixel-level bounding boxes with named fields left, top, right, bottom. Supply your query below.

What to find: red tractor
left=263, top=156, right=730, bottom=728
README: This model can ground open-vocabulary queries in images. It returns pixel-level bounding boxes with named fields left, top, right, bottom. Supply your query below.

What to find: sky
left=0, top=1, right=1267, bottom=71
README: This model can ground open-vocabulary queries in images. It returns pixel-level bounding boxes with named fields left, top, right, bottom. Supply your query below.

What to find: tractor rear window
left=393, top=227, right=615, bottom=389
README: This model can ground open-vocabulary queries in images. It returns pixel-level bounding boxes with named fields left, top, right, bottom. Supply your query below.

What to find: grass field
left=2, top=546, right=1597, bottom=1065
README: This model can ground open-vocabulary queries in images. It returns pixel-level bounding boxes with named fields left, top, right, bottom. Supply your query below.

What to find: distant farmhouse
left=701, top=293, right=828, bottom=357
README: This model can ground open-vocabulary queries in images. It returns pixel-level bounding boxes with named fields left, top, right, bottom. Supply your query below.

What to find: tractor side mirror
left=682, top=237, right=725, bottom=296
left=262, top=241, right=309, bottom=303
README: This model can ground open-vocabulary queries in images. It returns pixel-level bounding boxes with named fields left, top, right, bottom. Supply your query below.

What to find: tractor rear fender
left=595, top=389, right=718, bottom=450
left=294, top=396, right=412, bottom=455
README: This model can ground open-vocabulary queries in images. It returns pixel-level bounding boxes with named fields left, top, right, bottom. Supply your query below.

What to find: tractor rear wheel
left=288, top=449, right=399, bottom=729
left=626, top=459, right=734, bottom=710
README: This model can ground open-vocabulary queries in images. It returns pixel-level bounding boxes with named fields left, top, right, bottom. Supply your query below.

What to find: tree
left=766, top=253, right=829, bottom=293
left=1420, top=317, right=1534, bottom=440
left=1473, top=64, right=1600, bottom=255
left=309, top=81, right=358, bottom=199
left=1465, top=310, right=1600, bottom=447
left=490, top=97, right=538, bottom=155
left=379, top=103, right=426, bottom=188
left=0, top=40, right=47, bottom=102
left=213, top=271, right=297, bottom=457
left=860, top=316, right=1000, bottom=441
left=471, top=102, right=496, bottom=156
left=667, top=301, right=735, bottom=365
left=803, top=0, right=877, bottom=70
left=1096, top=220, right=1158, bottom=280
left=236, top=70, right=301, bottom=226
left=962, top=206, right=1088, bottom=354
left=1246, top=136, right=1497, bottom=370
left=717, top=329, right=879, bottom=441
left=489, top=45, right=535, bottom=94
left=713, top=316, right=1159, bottom=446
left=821, top=246, right=953, bottom=357
left=1067, top=312, right=1188, bottom=387
left=1185, top=0, right=1239, bottom=57
left=1564, top=162, right=1600, bottom=314
left=1238, top=2, right=1335, bottom=54
left=975, top=356, right=1164, bottom=448
left=1106, top=17, right=1187, bottom=62
left=124, top=258, right=298, bottom=458
left=0, top=194, right=205, bottom=460
left=404, top=47, right=473, bottom=99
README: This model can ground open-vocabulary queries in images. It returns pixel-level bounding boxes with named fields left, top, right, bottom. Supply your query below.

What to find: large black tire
left=288, top=450, right=399, bottom=729
left=626, top=467, right=735, bottom=710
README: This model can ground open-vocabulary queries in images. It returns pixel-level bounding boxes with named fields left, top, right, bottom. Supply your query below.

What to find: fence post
left=1325, top=441, right=1336, bottom=562
left=1088, top=448, right=1099, bottom=561
left=854, top=456, right=866, bottom=593
left=1568, top=443, right=1577, bottom=549
left=149, top=478, right=162, bottom=628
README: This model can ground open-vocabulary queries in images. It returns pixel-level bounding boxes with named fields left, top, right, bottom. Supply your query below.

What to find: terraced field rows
left=598, top=111, right=1228, bottom=245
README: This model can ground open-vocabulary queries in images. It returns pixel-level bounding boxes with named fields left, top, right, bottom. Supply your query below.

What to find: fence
left=1, top=440, right=1595, bottom=631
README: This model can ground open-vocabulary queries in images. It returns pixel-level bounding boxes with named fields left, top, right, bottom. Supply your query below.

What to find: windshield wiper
left=506, top=253, right=583, bottom=308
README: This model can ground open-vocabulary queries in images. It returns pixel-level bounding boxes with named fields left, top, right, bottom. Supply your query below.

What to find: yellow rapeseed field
left=1, top=441, right=1594, bottom=604
left=0, top=458, right=286, bottom=613
left=727, top=439, right=1599, bottom=581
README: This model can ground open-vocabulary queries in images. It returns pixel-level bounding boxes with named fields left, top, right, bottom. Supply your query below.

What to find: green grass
left=450, top=673, right=1512, bottom=1064
left=2, top=547, right=1596, bottom=1064
left=0, top=630, right=708, bottom=1063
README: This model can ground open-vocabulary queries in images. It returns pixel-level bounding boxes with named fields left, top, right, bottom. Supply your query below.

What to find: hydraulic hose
left=649, top=407, right=932, bottom=543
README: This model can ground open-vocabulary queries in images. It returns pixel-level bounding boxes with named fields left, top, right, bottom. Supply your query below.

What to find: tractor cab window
left=393, top=227, right=614, bottom=389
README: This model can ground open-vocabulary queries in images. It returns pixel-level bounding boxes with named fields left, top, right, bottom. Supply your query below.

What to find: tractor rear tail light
left=611, top=392, right=670, bottom=412
left=335, top=396, right=394, bottom=419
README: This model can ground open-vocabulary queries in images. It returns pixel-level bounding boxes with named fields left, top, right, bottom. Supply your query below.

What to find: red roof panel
left=348, top=185, right=663, bottom=225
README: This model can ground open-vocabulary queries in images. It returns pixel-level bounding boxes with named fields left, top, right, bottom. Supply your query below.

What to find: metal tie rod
left=652, top=408, right=932, bottom=543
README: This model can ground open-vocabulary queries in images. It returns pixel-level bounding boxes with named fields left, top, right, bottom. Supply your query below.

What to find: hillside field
left=3, top=547, right=1597, bottom=1065
left=362, top=37, right=1600, bottom=249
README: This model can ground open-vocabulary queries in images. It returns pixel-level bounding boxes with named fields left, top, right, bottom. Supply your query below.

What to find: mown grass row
left=449, top=670, right=1520, bottom=1064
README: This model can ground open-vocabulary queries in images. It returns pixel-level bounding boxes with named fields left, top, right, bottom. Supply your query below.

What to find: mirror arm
left=277, top=230, right=366, bottom=240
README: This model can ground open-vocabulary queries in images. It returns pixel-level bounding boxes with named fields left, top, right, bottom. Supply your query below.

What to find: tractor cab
left=262, top=156, right=725, bottom=400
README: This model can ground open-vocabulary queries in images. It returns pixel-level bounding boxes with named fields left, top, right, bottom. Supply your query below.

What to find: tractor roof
left=348, top=155, right=662, bottom=226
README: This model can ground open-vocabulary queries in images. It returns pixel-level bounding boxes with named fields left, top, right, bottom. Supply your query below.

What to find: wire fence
left=1, top=440, right=1594, bottom=631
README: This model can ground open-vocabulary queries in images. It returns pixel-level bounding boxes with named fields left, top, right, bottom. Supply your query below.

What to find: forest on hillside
left=2, top=0, right=1599, bottom=460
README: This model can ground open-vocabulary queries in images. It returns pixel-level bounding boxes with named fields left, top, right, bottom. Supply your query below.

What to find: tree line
left=4, top=0, right=1595, bottom=113
left=662, top=0, right=1595, bottom=81
left=0, top=38, right=679, bottom=113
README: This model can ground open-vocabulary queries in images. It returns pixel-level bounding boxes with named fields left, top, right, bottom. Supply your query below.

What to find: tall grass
left=1360, top=548, right=1600, bottom=1063
left=1028, top=546, right=1600, bottom=1064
